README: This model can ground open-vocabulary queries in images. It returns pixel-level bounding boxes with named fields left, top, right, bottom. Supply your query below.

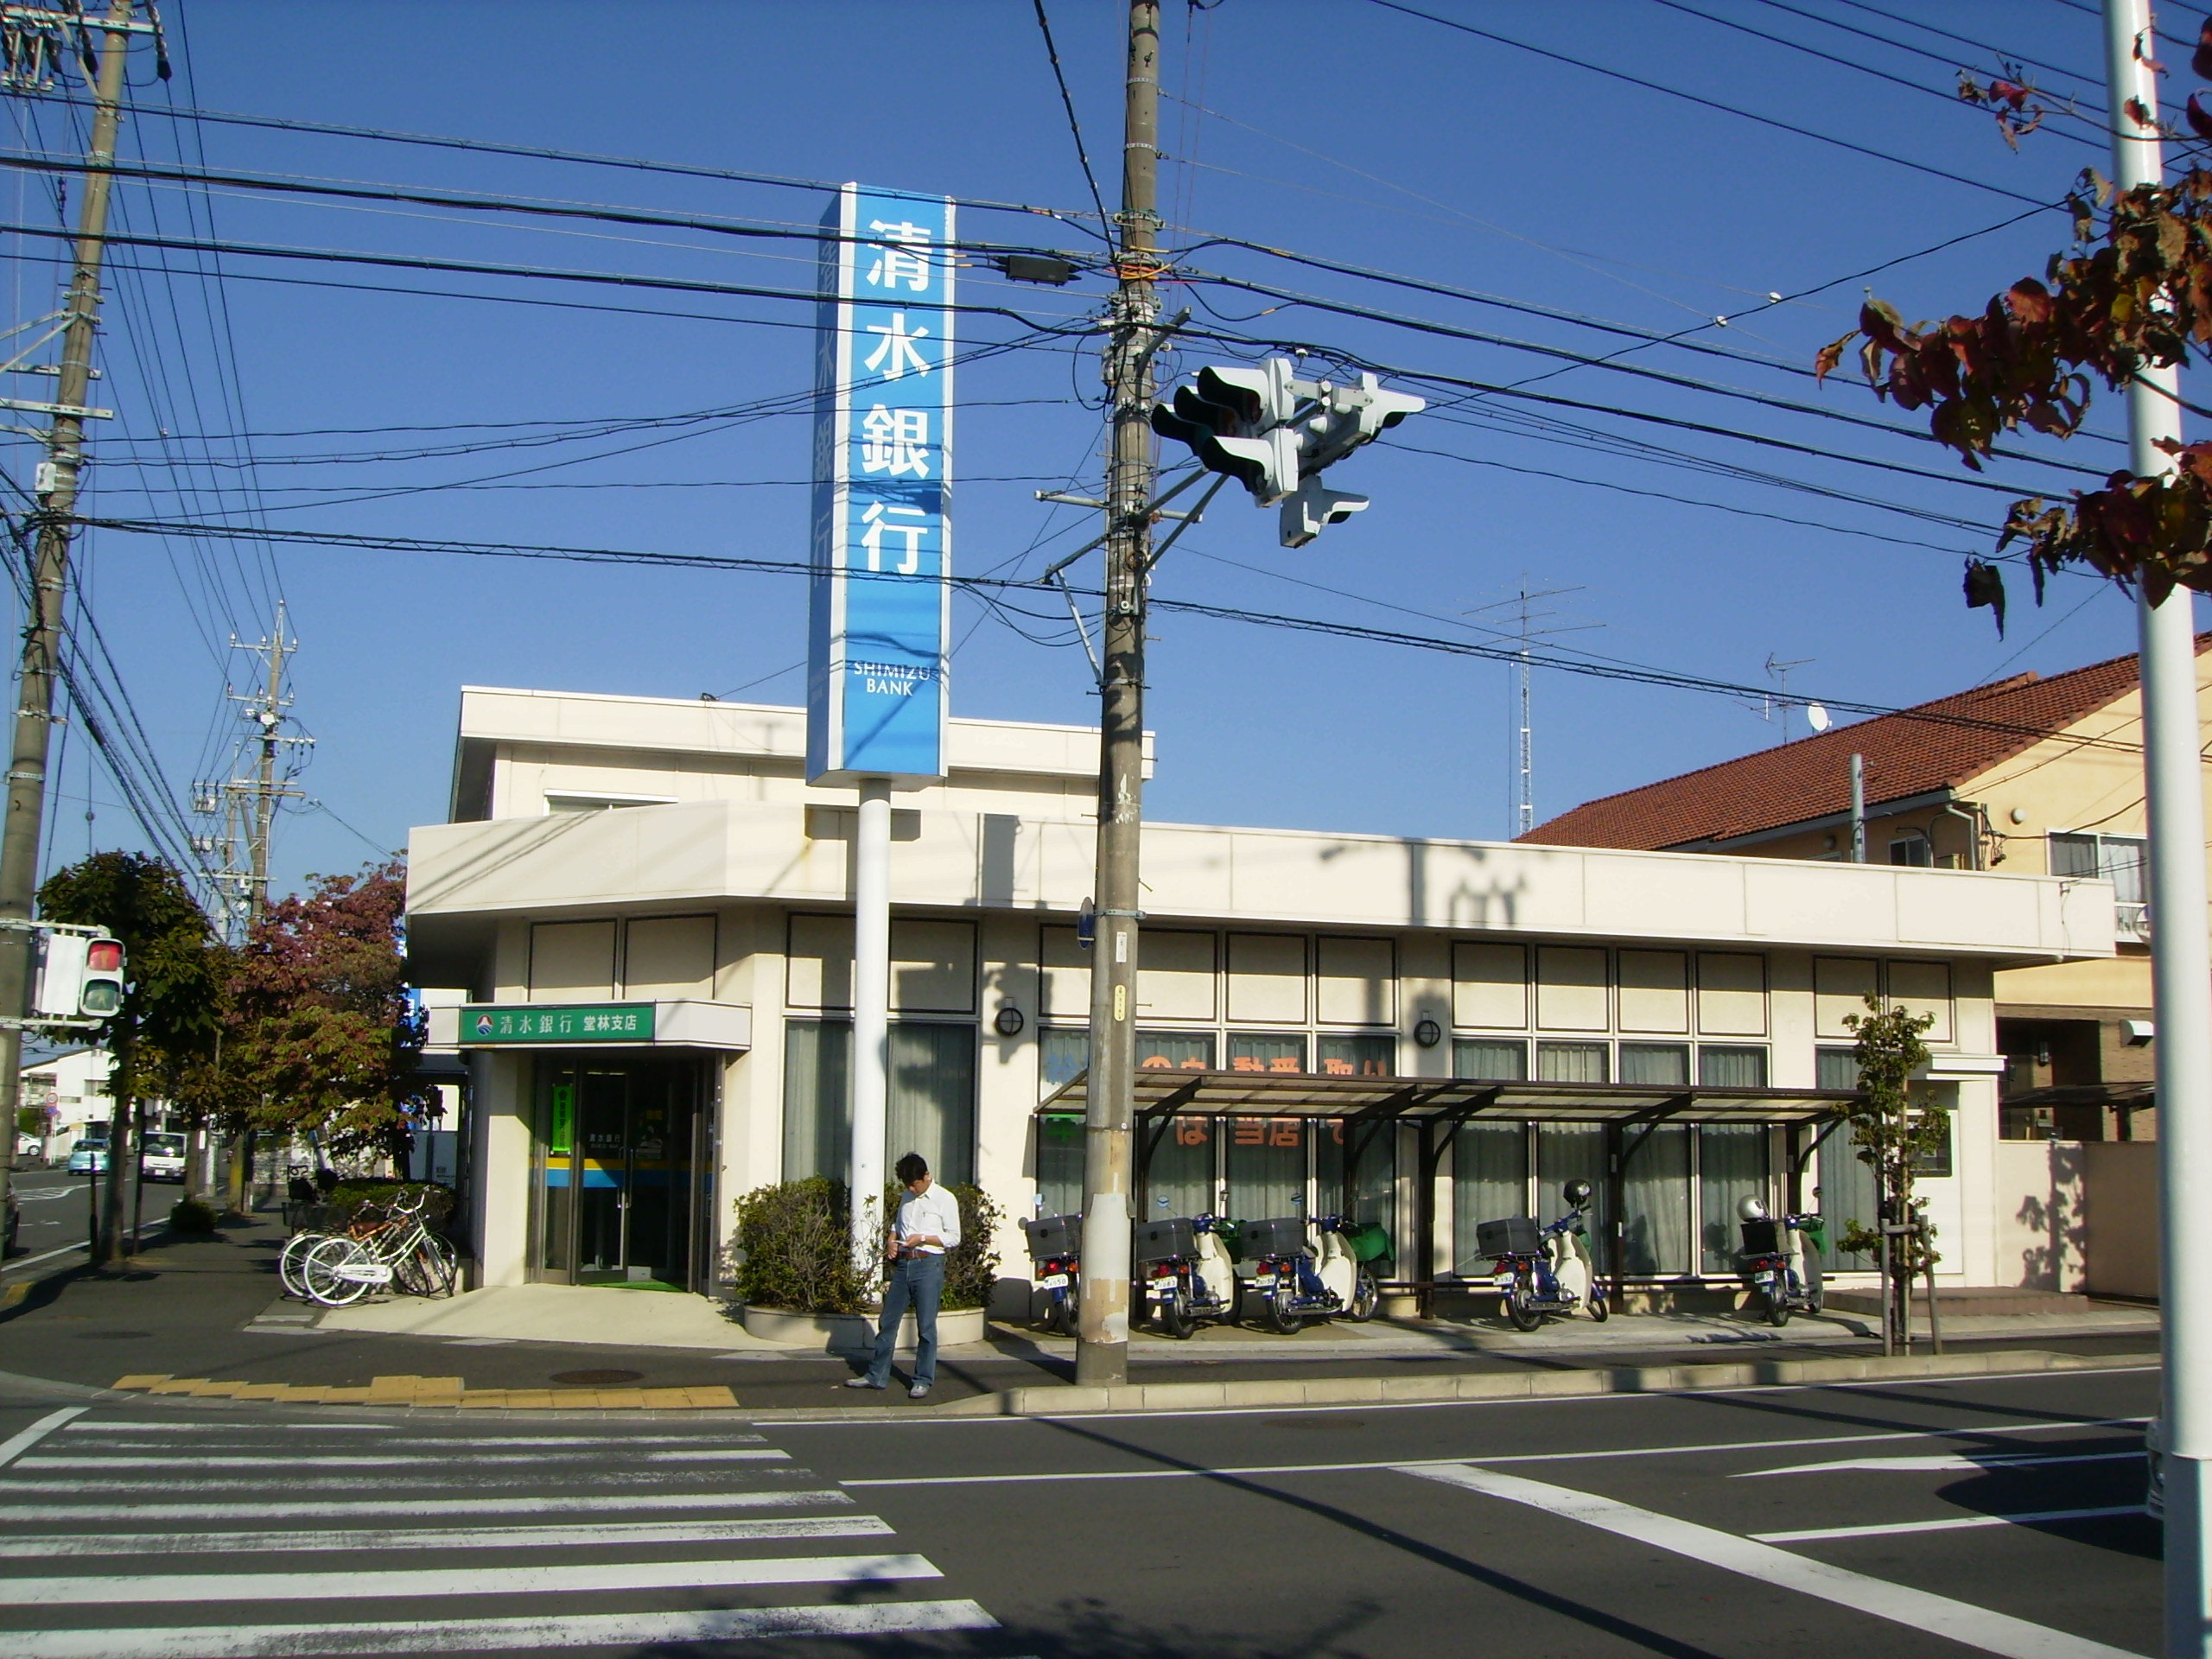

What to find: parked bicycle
left=285, top=1189, right=458, bottom=1307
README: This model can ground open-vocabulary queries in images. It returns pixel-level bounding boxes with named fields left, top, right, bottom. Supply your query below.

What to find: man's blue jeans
left=865, top=1252, right=945, bottom=1387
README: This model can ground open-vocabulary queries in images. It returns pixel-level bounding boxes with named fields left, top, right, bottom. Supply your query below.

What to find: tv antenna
left=1467, top=582, right=1602, bottom=837
left=1759, top=652, right=1815, bottom=746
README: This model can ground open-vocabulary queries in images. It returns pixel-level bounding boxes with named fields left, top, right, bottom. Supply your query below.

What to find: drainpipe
left=1936, top=802, right=1985, bottom=872
left=1849, top=754, right=1867, bottom=863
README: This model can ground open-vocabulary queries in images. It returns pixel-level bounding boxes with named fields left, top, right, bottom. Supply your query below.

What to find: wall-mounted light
left=993, top=1004, right=1027, bottom=1039
left=1414, top=1016, right=1443, bottom=1050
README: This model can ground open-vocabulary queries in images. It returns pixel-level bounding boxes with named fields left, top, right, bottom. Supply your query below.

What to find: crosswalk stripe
left=3, top=1465, right=792, bottom=1492
left=18, top=1448, right=784, bottom=1468
left=56, top=1433, right=766, bottom=1448
left=3, top=1598, right=1000, bottom=1659
left=1753, top=1505, right=2152, bottom=1543
left=8, top=1551, right=943, bottom=1605
left=0, top=1515, right=898, bottom=1558
left=0, top=1488, right=854, bottom=1522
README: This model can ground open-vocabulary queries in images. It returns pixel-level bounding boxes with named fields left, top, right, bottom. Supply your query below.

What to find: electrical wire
left=1030, top=0, right=1116, bottom=247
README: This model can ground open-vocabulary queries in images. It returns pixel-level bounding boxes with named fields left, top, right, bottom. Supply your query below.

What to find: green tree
left=1837, top=993, right=1941, bottom=1351
left=218, top=861, right=431, bottom=1163
left=37, top=853, right=224, bottom=1262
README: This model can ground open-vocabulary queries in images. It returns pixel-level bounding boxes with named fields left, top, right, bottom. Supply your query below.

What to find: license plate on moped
left=1036, top=1274, right=1069, bottom=1291
left=1494, top=1273, right=1516, bottom=1291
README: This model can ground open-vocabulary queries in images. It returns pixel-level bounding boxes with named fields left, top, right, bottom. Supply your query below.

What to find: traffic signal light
left=79, top=937, right=124, bottom=1017
left=29, top=926, right=125, bottom=1022
left=1150, top=360, right=1301, bottom=504
left=1152, top=360, right=1425, bottom=543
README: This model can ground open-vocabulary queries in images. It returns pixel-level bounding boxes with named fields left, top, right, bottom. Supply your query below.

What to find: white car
left=139, top=1131, right=187, bottom=1184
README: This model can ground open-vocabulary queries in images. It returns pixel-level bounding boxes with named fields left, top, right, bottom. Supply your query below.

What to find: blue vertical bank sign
left=807, top=184, right=954, bottom=786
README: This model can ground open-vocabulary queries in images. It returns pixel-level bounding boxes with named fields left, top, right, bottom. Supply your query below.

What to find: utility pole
left=0, top=0, right=141, bottom=1252
left=2104, top=6, right=2212, bottom=1655
left=1077, top=0, right=1161, bottom=1389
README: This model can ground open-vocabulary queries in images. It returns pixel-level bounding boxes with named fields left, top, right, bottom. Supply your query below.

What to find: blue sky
left=4, top=0, right=2196, bottom=909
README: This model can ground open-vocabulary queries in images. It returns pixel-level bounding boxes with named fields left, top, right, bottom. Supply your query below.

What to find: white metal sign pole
left=852, top=780, right=891, bottom=1268
left=2104, top=6, right=2212, bottom=1654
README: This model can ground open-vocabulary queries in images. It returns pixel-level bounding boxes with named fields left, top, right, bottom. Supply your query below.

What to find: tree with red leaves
left=1818, top=22, right=2212, bottom=616
left=213, top=860, right=434, bottom=1162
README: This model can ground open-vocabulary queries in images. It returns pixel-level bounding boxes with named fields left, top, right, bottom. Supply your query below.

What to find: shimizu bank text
left=410, top=687, right=2114, bottom=1308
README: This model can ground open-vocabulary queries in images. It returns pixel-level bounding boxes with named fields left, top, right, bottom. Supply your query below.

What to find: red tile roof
left=1520, top=635, right=2209, bottom=851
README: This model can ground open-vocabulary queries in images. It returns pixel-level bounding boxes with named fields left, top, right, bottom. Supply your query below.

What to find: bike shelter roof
left=1037, top=1070, right=1858, bottom=1127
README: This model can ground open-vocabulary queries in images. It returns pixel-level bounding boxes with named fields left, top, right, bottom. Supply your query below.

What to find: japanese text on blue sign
left=807, top=184, right=954, bottom=785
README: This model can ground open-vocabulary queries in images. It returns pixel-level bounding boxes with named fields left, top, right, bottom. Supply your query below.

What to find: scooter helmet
left=1737, top=1196, right=1770, bottom=1223
left=1562, top=1179, right=1593, bottom=1208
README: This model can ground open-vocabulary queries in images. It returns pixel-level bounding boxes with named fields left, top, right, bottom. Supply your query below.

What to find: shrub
left=168, top=1197, right=217, bottom=1235
left=941, top=1182, right=1002, bottom=1312
left=733, top=1177, right=868, bottom=1315
left=326, top=1180, right=454, bottom=1228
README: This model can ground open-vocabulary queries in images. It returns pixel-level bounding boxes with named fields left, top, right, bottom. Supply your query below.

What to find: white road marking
left=1755, top=1506, right=2150, bottom=1543
left=63, top=1422, right=392, bottom=1433
left=842, top=1416, right=2145, bottom=1488
left=3, top=1465, right=787, bottom=1492
left=1404, top=1463, right=2145, bottom=1659
left=0, top=1488, right=852, bottom=1522
left=9, top=1551, right=940, bottom=1606
left=3, top=1599, right=998, bottom=1659
left=1738, top=1450, right=2145, bottom=1478
left=0, top=1407, right=87, bottom=1468
left=0, top=1515, right=896, bottom=1558
left=20, top=1447, right=784, bottom=1468
left=0, top=1241, right=87, bottom=1274
left=61, top=1426, right=762, bottom=1446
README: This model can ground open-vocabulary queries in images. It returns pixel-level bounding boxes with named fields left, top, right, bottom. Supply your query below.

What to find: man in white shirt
left=847, top=1151, right=962, bottom=1399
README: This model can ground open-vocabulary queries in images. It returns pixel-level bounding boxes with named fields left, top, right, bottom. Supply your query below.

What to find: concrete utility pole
left=0, top=0, right=138, bottom=1249
left=1076, top=0, right=1161, bottom=1389
left=2102, top=4, right=2212, bottom=1655
left=235, top=603, right=299, bottom=926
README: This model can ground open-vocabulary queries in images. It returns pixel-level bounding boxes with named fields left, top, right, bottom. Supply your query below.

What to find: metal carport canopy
left=1036, top=1071, right=1862, bottom=1310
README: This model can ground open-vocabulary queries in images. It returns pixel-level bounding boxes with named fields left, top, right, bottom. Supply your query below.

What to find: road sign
left=806, top=183, right=955, bottom=786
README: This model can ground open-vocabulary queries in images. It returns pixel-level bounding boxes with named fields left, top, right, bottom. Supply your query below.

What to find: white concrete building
left=22, top=1046, right=117, bottom=1160
left=408, top=686, right=2114, bottom=1304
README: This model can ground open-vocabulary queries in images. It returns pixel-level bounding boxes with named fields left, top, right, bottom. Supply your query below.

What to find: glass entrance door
left=534, top=1057, right=702, bottom=1288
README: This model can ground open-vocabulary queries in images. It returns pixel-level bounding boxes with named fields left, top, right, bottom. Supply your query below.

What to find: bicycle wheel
left=302, top=1236, right=374, bottom=1308
left=421, top=1233, right=459, bottom=1296
left=279, top=1232, right=326, bottom=1300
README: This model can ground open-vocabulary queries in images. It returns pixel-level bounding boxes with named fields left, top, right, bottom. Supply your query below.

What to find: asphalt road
left=6, top=1165, right=172, bottom=1268
left=0, top=1364, right=2158, bottom=1657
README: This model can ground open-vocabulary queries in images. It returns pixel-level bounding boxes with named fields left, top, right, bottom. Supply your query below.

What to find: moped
left=1313, top=1214, right=1384, bottom=1323
left=1736, top=1198, right=1824, bottom=1326
left=1022, top=1212, right=1081, bottom=1338
left=1482, top=1180, right=1610, bottom=1331
left=1135, top=1213, right=1239, bottom=1338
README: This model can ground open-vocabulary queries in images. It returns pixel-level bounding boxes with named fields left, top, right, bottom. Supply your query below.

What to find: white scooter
left=1735, top=1197, right=1823, bottom=1325
left=1485, top=1180, right=1610, bottom=1330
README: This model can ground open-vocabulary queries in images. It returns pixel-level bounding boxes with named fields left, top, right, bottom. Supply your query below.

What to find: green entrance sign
left=461, top=1003, right=658, bottom=1045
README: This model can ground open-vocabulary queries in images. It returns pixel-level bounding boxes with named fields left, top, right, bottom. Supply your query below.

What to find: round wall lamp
left=1413, top=1016, right=1443, bottom=1050
left=993, top=1004, right=1027, bottom=1038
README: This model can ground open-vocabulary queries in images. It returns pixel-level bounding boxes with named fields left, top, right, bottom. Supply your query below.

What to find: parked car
left=66, top=1141, right=108, bottom=1175
left=139, top=1131, right=187, bottom=1184
left=15, top=1131, right=42, bottom=1166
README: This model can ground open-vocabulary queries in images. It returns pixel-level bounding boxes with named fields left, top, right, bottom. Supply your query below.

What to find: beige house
left=407, top=686, right=2113, bottom=1306
left=1524, top=636, right=2212, bottom=1147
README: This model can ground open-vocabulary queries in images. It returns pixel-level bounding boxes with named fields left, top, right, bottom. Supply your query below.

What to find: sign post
left=808, top=183, right=955, bottom=1271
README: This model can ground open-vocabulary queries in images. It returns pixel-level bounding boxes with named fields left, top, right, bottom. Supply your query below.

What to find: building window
left=1138, top=1030, right=1217, bottom=1071
left=1698, top=1123, right=1768, bottom=1274
left=1620, top=1123, right=1690, bottom=1275
left=1535, top=1041, right=1609, bottom=1084
left=1224, top=1114, right=1306, bottom=1217
left=2050, top=830, right=2150, bottom=940
left=1228, top=1032, right=1306, bottom=1075
left=1889, top=833, right=1932, bottom=867
left=1317, top=1119, right=1395, bottom=1260
left=783, top=1018, right=977, bottom=1186
left=1910, top=1108, right=1954, bottom=1179
left=1815, top=1046, right=1859, bottom=1093
left=1039, top=1027, right=1088, bottom=1095
left=1698, top=1046, right=1769, bottom=1088
left=1452, top=1120, right=1529, bottom=1274
left=1453, top=1038, right=1528, bottom=1082
left=1618, top=1043, right=1689, bottom=1087
left=1317, top=1033, right=1395, bottom=1077
left=1035, top=1113, right=1084, bottom=1218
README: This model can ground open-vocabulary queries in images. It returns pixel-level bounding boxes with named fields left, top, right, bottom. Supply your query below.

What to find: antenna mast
left=1469, top=583, right=1598, bottom=838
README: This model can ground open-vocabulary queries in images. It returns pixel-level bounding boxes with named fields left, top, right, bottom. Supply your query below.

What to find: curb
left=905, top=1345, right=2159, bottom=1419
left=105, top=1372, right=741, bottom=1411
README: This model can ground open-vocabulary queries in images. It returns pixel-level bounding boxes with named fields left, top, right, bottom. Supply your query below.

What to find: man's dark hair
left=894, top=1152, right=930, bottom=1185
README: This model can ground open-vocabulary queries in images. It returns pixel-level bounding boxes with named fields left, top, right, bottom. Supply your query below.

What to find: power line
left=1364, top=0, right=2060, bottom=208
left=56, top=511, right=2155, bottom=760
left=1030, top=0, right=1116, bottom=245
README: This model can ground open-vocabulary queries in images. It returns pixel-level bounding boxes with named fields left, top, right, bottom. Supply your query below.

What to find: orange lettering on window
left=1173, top=1116, right=1209, bottom=1147
left=1231, top=1055, right=1264, bottom=1074
left=1141, top=1054, right=1173, bottom=1069
left=1268, top=1056, right=1301, bottom=1074
left=1322, top=1058, right=1354, bottom=1076
left=1269, top=1118, right=1302, bottom=1148
left=1233, top=1120, right=1265, bottom=1145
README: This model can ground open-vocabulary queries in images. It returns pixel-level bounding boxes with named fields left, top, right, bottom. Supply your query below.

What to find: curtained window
left=1034, top=1113, right=1084, bottom=1219
left=783, top=1020, right=851, bottom=1185
left=1039, top=1027, right=1088, bottom=1095
left=1143, top=1115, right=1217, bottom=1223
left=1619, top=1043, right=1689, bottom=1087
left=1620, top=1124, right=1691, bottom=1275
left=1317, top=1033, right=1396, bottom=1078
left=1535, top=1124, right=1608, bottom=1265
left=1535, top=1042, right=1610, bottom=1083
left=1317, top=1118, right=1395, bottom=1254
left=1698, top=1123, right=1769, bottom=1273
left=1225, top=1114, right=1306, bottom=1221
left=1699, top=1046, right=1769, bottom=1088
left=783, top=1018, right=976, bottom=1187
left=1453, top=1039, right=1528, bottom=1082
left=1453, top=1120, right=1529, bottom=1273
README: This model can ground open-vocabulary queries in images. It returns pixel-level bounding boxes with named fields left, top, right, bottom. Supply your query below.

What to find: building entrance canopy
left=1039, top=1070, right=1863, bottom=1307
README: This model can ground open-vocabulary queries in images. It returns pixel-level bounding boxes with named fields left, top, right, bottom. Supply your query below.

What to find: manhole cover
left=550, top=1368, right=644, bottom=1386
left=72, top=1330, right=151, bottom=1340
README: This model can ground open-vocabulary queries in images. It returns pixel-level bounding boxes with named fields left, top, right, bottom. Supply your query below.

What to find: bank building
left=409, top=685, right=2113, bottom=1311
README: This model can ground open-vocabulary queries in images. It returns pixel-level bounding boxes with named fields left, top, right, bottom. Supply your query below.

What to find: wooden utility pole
left=0, top=0, right=140, bottom=1248
left=1076, top=0, right=1162, bottom=1389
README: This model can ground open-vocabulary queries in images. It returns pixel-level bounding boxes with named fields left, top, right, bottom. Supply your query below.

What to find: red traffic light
left=86, top=939, right=124, bottom=973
